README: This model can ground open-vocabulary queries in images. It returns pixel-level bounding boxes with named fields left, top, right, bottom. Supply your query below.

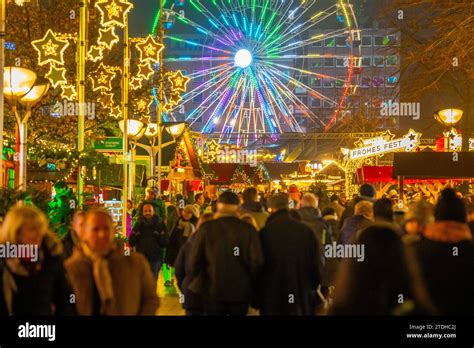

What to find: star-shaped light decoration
left=98, top=92, right=114, bottom=106
left=32, top=29, right=69, bottom=66
left=88, top=45, right=104, bottom=62
left=98, top=26, right=119, bottom=50
left=45, top=64, right=67, bottom=88
left=61, top=84, right=77, bottom=101
left=162, top=103, right=174, bottom=113
left=207, top=140, right=220, bottom=154
left=402, top=129, right=422, bottom=152
left=443, top=128, right=462, bottom=151
left=90, top=62, right=116, bottom=91
left=136, top=35, right=164, bottom=63
left=110, top=105, right=123, bottom=119
left=136, top=63, right=155, bottom=80
left=95, top=0, right=133, bottom=28
left=130, top=77, right=143, bottom=90
left=168, top=70, right=190, bottom=93
left=135, top=96, right=154, bottom=113
left=169, top=91, right=182, bottom=106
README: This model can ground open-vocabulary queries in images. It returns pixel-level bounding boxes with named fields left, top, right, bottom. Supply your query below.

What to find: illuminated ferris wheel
left=159, top=0, right=361, bottom=145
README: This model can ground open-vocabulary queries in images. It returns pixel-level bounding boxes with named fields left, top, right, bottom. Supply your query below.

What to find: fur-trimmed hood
left=423, top=221, right=472, bottom=243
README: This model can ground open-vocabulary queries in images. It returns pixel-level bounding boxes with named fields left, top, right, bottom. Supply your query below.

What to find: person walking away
left=63, top=210, right=87, bottom=260
left=298, top=193, right=332, bottom=246
left=402, top=201, right=434, bottom=245
left=339, top=184, right=376, bottom=229
left=259, top=193, right=323, bottom=315
left=65, top=209, right=159, bottom=315
left=339, top=201, right=373, bottom=245
left=322, top=207, right=340, bottom=243
left=239, top=187, right=269, bottom=231
left=129, top=203, right=169, bottom=281
left=373, top=198, right=394, bottom=224
left=164, top=205, right=199, bottom=287
left=327, top=194, right=345, bottom=221
left=189, top=191, right=263, bottom=315
left=328, top=224, right=436, bottom=315
left=409, top=188, right=474, bottom=315
left=0, top=206, right=75, bottom=315
left=175, top=212, right=214, bottom=315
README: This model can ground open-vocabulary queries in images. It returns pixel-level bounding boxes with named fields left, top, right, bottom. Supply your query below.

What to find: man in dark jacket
left=298, top=193, right=332, bottom=245
left=239, top=187, right=269, bottom=231
left=410, top=188, right=474, bottom=315
left=339, top=184, right=376, bottom=229
left=339, top=200, right=373, bottom=245
left=259, top=193, right=323, bottom=315
left=189, top=191, right=263, bottom=315
left=129, top=203, right=169, bottom=280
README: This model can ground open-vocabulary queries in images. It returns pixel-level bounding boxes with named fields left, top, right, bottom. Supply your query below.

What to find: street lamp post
left=0, top=0, right=6, bottom=188
left=435, top=108, right=464, bottom=151
left=4, top=67, right=49, bottom=190
left=156, top=0, right=164, bottom=195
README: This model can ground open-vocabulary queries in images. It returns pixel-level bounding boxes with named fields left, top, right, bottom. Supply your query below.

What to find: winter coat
left=239, top=202, right=270, bottom=231
left=188, top=213, right=264, bottom=304
left=0, top=233, right=75, bottom=316
left=62, top=228, right=79, bottom=260
left=328, top=201, right=345, bottom=221
left=165, top=216, right=197, bottom=267
left=298, top=207, right=332, bottom=245
left=410, top=221, right=474, bottom=315
left=175, top=233, right=204, bottom=311
left=339, top=215, right=373, bottom=245
left=65, top=245, right=159, bottom=315
left=129, top=215, right=169, bottom=263
left=258, top=210, right=323, bottom=315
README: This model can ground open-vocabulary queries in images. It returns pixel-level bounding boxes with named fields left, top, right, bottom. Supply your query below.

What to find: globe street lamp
left=435, top=108, right=464, bottom=151
left=4, top=67, right=49, bottom=190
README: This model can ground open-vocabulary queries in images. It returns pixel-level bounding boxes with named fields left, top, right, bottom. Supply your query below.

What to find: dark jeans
left=206, top=302, right=248, bottom=316
left=149, top=259, right=162, bottom=280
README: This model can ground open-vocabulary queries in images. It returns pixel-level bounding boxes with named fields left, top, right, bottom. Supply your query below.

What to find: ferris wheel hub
left=234, top=49, right=253, bottom=68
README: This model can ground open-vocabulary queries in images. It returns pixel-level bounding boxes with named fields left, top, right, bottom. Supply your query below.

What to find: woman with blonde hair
left=0, top=205, right=74, bottom=315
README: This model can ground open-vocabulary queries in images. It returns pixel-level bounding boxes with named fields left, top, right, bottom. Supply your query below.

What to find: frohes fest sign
left=347, top=129, right=422, bottom=160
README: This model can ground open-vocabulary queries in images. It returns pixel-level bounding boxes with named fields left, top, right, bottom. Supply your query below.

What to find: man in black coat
left=189, top=191, right=264, bottom=315
left=258, top=193, right=323, bottom=315
left=129, top=203, right=169, bottom=280
left=409, top=189, right=474, bottom=315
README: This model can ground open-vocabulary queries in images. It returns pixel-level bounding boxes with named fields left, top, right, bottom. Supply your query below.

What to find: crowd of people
left=0, top=182, right=474, bottom=316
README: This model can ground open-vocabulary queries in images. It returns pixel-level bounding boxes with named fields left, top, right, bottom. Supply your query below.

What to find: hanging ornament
left=110, top=105, right=123, bottom=119
left=90, top=62, right=116, bottom=91
left=31, top=29, right=69, bottom=66
left=136, top=63, right=155, bottom=80
left=95, top=0, right=134, bottom=28
left=88, top=45, right=104, bottom=62
left=168, top=70, right=190, bottom=93
left=136, top=35, right=164, bottom=63
left=130, top=77, right=143, bottom=90
left=60, top=84, right=77, bottom=101
left=98, top=26, right=120, bottom=49
left=45, top=64, right=67, bottom=88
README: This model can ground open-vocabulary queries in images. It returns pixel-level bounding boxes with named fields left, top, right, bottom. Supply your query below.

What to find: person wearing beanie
left=409, top=188, right=474, bottom=315
left=188, top=191, right=263, bottom=315
left=164, top=204, right=199, bottom=284
left=339, top=184, right=376, bottom=229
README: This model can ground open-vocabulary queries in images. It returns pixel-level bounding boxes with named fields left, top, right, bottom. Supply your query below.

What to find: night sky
left=129, top=0, right=159, bottom=37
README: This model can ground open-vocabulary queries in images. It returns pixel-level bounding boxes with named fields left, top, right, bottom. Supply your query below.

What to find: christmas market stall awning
left=208, top=163, right=243, bottom=186
left=393, top=152, right=474, bottom=179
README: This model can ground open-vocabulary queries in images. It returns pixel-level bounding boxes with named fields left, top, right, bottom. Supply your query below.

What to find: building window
left=386, top=55, right=399, bottom=67
left=323, top=78, right=335, bottom=88
left=324, top=58, right=335, bottom=67
left=325, top=37, right=335, bottom=47
left=335, top=77, right=346, bottom=88
left=361, top=57, right=372, bottom=67
left=336, top=36, right=348, bottom=47
left=372, top=76, right=384, bottom=88
left=311, top=98, right=321, bottom=108
left=361, top=77, right=371, bottom=88
left=311, top=77, right=322, bottom=87
left=386, top=75, right=398, bottom=87
left=311, top=58, right=323, bottom=68
left=312, top=40, right=322, bottom=47
left=336, top=58, right=349, bottom=67
left=193, top=70, right=204, bottom=82
left=193, top=93, right=203, bottom=103
left=361, top=35, right=372, bottom=46
left=386, top=35, right=398, bottom=46
left=373, top=56, right=385, bottom=67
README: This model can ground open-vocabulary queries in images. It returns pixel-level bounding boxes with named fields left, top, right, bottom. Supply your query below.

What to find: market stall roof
left=208, top=163, right=240, bottom=185
left=393, top=152, right=474, bottom=179
left=262, top=162, right=301, bottom=180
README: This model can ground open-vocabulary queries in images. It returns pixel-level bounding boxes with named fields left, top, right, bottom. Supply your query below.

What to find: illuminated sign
left=347, top=129, right=421, bottom=160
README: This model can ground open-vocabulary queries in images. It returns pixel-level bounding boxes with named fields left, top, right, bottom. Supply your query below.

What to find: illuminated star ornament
left=136, top=35, right=164, bottom=63
left=130, top=77, right=143, bottom=90
left=402, top=129, right=422, bottom=152
left=110, top=105, right=123, bottom=119
left=90, top=62, right=116, bottom=91
left=96, top=0, right=134, bottom=28
left=88, top=45, right=104, bottom=62
left=61, top=84, right=77, bottom=101
left=45, top=65, right=67, bottom=88
left=98, top=27, right=119, bottom=49
left=98, top=92, right=114, bottom=106
left=32, top=29, right=69, bottom=66
left=168, top=70, right=190, bottom=93
left=135, top=96, right=154, bottom=113
left=137, top=63, right=154, bottom=80
left=162, top=103, right=174, bottom=113
left=169, top=92, right=182, bottom=106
